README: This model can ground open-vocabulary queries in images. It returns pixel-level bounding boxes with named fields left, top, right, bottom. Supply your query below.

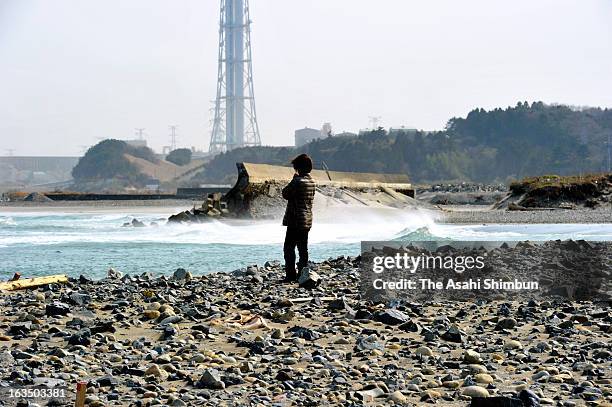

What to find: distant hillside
left=445, top=102, right=611, bottom=181
left=124, top=154, right=204, bottom=183
left=72, top=140, right=153, bottom=187
left=71, top=139, right=201, bottom=191
left=191, top=146, right=297, bottom=184
left=190, top=102, right=612, bottom=185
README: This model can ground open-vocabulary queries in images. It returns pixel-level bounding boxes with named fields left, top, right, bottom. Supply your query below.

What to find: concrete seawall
left=223, top=162, right=416, bottom=219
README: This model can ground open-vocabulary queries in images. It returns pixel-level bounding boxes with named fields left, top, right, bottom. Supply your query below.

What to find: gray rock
left=288, top=326, right=319, bottom=341
left=463, top=350, right=481, bottom=364
left=45, top=302, right=70, bottom=317
left=264, top=260, right=281, bottom=268
left=0, top=351, right=15, bottom=368
left=173, top=268, right=192, bottom=281
left=441, top=326, right=463, bottom=343
left=356, top=387, right=385, bottom=401
left=107, top=268, right=123, bottom=279
left=9, top=321, right=32, bottom=336
left=198, top=368, right=225, bottom=389
left=519, top=389, right=540, bottom=407
left=96, top=375, right=118, bottom=387
left=375, top=308, right=410, bottom=325
left=355, top=335, right=384, bottom=352
left=159, top=315, right=183, bottom=325
left=496, top=317, right=517, bottom=330
left=13, top=351, right=35, bottom=360
left=298, top=267, right=321, bottom=289
left=68, top=292, right=91, bottom=306
left=33, top=377, right=66, bottom=387
left=68, top=328, right=92, bottom=346
left=132, top=218, right=145, bottom=227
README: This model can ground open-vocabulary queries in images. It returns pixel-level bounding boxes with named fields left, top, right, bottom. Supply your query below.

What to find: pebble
left=199, top=368, right=225, bottom=389
left=388, top=390, right=408, bottom=404
left=496, top=317, right=518, bottom=330
left=462, top=385, right=490, bottom=398
left=271, top=328, right=284, bottom=339
left=415, top=346, right=434, bottom=356
left=0, top=251, right=607, bottom=406
left=464, top=350, right=482, bottom=364
left=143, top=310, right=160, bottom=319
left=504, top=339, right=523, bottom=350
left=144, top=365, right=169, bottom=381
left=474, top=373, right=494, bottom=384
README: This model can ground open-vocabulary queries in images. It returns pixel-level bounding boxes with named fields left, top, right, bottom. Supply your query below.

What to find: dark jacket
left=282, top=173, right=316, bottom=229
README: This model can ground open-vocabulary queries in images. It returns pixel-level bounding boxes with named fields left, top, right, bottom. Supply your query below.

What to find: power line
left=135, top=128, right=146, bottom=140
left=606, top=133, right=611, bottom=173
left=169, top=125, right=178, bottom=151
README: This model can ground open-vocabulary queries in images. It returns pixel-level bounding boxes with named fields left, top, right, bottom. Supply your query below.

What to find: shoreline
left=1, top=200, right=610, bottom=224
left=0, top=200, right=201, bottom=213
left=439, top=206, right=611, bottom=224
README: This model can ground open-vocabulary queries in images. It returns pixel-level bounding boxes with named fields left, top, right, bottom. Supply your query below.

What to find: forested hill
left=191, top=102, right=612, bottom=185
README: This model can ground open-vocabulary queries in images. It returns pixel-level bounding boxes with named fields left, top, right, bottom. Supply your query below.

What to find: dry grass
left=510, top=173, right=612, bottom=194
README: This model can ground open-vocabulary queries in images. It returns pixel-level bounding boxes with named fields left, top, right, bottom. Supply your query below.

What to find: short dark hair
left=291, top=153, right=312, bottom=174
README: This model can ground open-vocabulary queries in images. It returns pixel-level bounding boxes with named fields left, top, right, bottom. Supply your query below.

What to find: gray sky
left=1, top=0, right=611, bottom=156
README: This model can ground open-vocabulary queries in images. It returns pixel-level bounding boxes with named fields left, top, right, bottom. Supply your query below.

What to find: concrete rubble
left=168, top=162, right=419, bottom=223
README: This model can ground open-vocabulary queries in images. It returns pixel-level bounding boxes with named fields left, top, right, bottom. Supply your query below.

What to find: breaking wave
left=0, top=208, right=435, bottom=247
left=1, top=208, right=611, bottom=279
left=393, top=226, right=451, bottom=241
left=0, top=217, right=16, bottom=226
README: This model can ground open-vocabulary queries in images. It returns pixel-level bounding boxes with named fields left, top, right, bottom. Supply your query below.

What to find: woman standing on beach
left=281, top=154, right=316, bottom=282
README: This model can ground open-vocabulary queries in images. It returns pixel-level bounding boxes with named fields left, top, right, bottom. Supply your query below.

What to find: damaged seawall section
left=224, top=163, right=415, bottom=219
left=169, top=162, right=416, bottom=222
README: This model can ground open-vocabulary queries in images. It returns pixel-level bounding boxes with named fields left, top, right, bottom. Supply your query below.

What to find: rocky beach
left=1, top=246, right=610, bottom=406
left=3, top=2, right=612, bottom=406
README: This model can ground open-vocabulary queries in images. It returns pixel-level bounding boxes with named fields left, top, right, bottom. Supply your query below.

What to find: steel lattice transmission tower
left=209, top=0, right=261, bottom=153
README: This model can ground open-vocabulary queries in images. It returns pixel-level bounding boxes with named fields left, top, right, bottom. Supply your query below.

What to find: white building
left=294, top=127, right=322, bottom=147
left=122, top=139, right=148, bottom=148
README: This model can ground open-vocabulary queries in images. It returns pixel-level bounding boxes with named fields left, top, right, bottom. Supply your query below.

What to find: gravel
left=438, top=206, right=612, bottom=224
left=0, top=255, right=609, bottom=406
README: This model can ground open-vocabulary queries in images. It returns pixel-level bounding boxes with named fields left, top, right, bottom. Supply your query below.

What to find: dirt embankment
left=495, top=173, right=612, bottom=210
left=417, top=183, right=508, bottom=206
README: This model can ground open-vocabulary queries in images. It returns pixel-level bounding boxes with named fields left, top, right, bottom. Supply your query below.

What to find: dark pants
left=283, top=227, right=310, bottom=280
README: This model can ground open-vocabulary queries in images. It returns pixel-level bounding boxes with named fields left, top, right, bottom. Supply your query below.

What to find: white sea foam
left=1, top=208, right=611, bottom=247
left=0, top=206, right=431, bottom=246
left=0, top=217, right=16, bottom=226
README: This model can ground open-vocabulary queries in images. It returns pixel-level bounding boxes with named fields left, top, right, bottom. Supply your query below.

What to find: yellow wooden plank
left=0, top=274, right=68, bottom=291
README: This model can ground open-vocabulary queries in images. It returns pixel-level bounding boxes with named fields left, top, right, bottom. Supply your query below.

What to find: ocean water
left=1, top=208, right=611, bottom=279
